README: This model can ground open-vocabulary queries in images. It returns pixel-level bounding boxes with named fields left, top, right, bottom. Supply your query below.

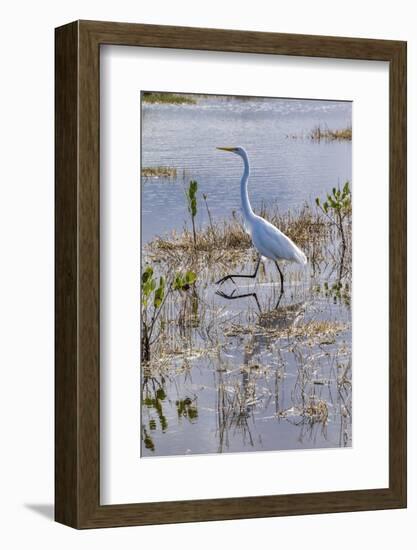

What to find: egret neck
left=240, top=150, right=256, bottom=232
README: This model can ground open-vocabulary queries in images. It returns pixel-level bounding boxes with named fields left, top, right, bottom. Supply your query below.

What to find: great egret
left=216, top=146, right=307, bottom=293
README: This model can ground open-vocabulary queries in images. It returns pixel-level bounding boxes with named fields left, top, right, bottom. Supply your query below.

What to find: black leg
left=275, top=290, right=284, bottom=309
left=275, top=261, right=284, bottom=294
left=216, top=257, right=261, bottom=285
left=216, top=288, right=261, bottom=313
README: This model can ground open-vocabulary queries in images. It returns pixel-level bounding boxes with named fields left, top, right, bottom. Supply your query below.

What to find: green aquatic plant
left=141, top=266, right=166, bottom=362
left=141, top=265, right=197, bottom=362
left=315, top=182, right=351, bottom=279
left=173, top=270, right=197, bottom=291
left=319, top=280, right=351, bottom=307
left=315, top=182, right=351, bottom=244
left=186, top=180, right=198, bottom=246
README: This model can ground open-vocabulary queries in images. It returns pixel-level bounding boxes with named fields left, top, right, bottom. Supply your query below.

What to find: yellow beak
left=216, top=146, right=237, bottom=152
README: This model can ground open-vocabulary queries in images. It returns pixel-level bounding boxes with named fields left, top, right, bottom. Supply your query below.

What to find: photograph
left=140, top=91, right=352, bottom=457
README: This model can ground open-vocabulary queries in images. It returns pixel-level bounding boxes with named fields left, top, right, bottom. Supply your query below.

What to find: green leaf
left=142, top=266, right=153, bottom=285
left=343, top=181, right=350, bottom=195
left=323, top=202, right=329, bottom=213
left=187, top=181, right=198, bottom=218
left=185, top=271, right=197, bottom=285
left=142, top=266, right=156, bottom=305
left=189, top=180, right=198, bottom=195
left=173, top=274, right=184, bottom=291
left=142, top=275, right=156, bottom=300
left=315, top=197, right=320, bottom=206
left=154, top=276, right=165, bottom=308
left=190, top=197, right=197, bottom=217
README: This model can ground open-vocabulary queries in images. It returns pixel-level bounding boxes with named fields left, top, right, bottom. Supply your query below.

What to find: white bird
left=216, top=146, right=307, bottom=293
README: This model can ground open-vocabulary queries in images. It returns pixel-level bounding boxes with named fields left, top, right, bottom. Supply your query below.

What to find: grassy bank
left=142, top=92, right=197, bottom=105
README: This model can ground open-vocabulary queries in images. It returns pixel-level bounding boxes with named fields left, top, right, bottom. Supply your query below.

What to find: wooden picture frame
left=55, top=20, right=407, bottom=528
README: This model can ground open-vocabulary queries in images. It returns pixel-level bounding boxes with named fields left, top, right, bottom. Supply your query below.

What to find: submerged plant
left=176, top=396, right=199, bottom=421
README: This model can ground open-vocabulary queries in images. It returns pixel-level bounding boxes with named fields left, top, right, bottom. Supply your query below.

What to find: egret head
left=216, top=146, right=246, bottom=158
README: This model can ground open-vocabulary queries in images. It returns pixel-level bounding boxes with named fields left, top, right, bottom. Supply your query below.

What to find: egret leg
left=275, top=261, right=284, bottom=294
left=275, top=291, right=284, bottom=309
left=216, top=257, right=261, bottom=286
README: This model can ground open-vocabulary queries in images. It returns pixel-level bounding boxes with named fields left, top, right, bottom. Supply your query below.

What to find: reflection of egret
left=217, top=287, right=282, bottom=311
left=216, top=147, right=307, bottom=293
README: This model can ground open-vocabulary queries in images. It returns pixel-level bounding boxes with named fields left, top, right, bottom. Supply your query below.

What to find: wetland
left=141, top=93, right=352, bottom=457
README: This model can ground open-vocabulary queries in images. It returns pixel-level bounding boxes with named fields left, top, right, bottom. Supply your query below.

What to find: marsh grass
left=224, top=318, right=347, bottom=344
left=309, top=124, right=352, bottom=141
left=141, top=166, right=177, bottom=178
left=147, top=202, right=335, bottom=269
left=304, top=398, right=329, bottom=424
left=287, top=124, right=352, bottom=142
left=142, top=92, right=197, bottom=105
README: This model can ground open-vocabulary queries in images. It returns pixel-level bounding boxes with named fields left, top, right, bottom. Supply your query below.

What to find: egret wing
left=252, top=217, right=307, bottom=264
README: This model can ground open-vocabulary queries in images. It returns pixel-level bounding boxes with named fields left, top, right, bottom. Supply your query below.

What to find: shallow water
left=142, top=262, right=351, bottom=457
left=141, top=95, right=352, bottom=457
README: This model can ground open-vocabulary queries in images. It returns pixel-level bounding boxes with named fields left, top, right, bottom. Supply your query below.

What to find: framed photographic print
left=55, top=20, right=406, bottom=528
